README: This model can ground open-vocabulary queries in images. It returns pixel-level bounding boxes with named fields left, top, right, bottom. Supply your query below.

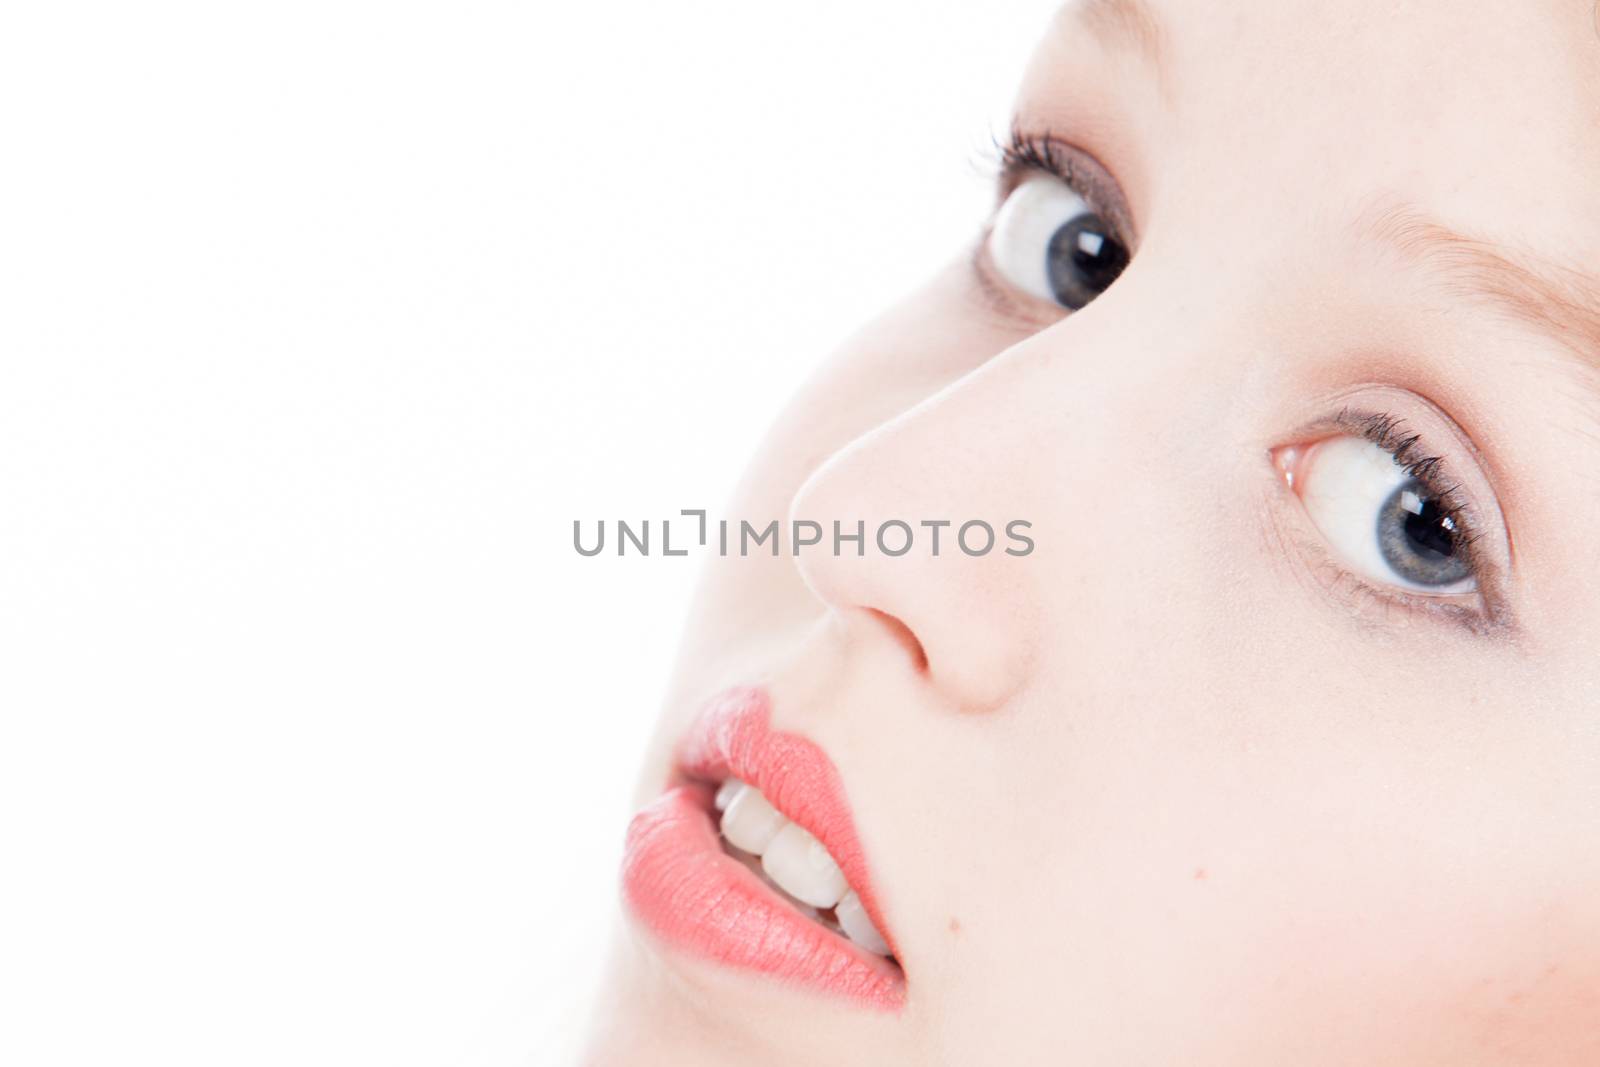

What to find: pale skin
left=585, top=0, right=1600, bottom=1062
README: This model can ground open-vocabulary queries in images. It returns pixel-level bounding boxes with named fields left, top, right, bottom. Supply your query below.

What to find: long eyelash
left=1339, top=407, right=1483, bottom=551
left=989, top=126, right=1079, bottom=191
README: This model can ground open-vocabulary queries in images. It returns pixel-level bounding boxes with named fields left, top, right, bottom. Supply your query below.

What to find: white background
left=0, top=3, right=1056, bottom=1063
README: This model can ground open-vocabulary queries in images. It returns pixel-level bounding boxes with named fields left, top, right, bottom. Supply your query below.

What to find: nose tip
left=787, top=430, right=1037, bottom=714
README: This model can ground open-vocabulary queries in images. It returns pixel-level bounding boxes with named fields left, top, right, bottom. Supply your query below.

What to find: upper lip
left=675, top=685, right=898, bottom=959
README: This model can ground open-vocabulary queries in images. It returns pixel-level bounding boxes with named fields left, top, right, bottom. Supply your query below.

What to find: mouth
left=620, top=687, right=905, bottom=1010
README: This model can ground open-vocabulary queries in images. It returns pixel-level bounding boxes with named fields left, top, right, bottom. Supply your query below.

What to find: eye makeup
left=993, top=127, right=1135, bottom=235
left=1270, top=389, right=1519, bottom=638
left=970, top=127, right=1137, bottom=323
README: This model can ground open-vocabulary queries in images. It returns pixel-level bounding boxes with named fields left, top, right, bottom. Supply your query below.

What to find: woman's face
left=591, top=1, right=1600, bottom=1062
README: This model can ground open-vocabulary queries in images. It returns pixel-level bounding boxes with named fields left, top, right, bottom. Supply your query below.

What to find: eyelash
left=972, top=128, right=1132, bottom=321
left=1332, top=405, right=1483, bottom=565
left=1292, top=406, right=1512, bottom=636
left=995, top=127, right=1075, bottom=189
left=990, top=127, right=1114, bottom=216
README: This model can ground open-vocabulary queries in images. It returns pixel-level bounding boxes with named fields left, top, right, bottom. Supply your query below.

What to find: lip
left=620, top=686, right=905, bottom=1010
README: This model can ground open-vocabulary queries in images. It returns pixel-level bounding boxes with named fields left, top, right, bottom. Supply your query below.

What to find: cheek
left=1174, top=751, right=1600, bottom=1061
left=909, top=642, right=1600, bottom=1062
left=1244, top=879, right=1600, bottom=1063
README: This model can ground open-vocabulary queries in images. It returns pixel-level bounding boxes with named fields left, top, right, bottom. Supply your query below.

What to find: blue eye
left=987, top=175, right=1129, bottom=310
left=1296, top=436, right=1474, bottom=593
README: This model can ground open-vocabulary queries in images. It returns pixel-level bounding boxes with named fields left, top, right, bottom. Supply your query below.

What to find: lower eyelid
left=1276, top=505, right=1424, bottom=633
left=967, top=230, right=1070, bottom=332
left=1265, top=474, right=1496, bottom=638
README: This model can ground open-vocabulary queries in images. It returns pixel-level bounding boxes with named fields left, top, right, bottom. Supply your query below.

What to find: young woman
left=586, top=0, right=1600, bottom=1061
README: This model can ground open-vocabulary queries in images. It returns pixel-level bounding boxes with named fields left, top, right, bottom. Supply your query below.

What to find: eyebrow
left=1360, top=202, right=1600, bottom=373
left=1073, top=0, right=1165, bottom=66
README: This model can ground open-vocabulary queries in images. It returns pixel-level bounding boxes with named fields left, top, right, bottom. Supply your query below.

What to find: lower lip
left=621, top=782, right=905, bottom=1010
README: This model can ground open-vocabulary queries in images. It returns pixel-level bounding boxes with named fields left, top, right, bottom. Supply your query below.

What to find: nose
left=789, top=347, right=1054, bottom=713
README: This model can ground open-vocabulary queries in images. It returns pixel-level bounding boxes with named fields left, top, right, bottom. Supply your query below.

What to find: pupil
left=1402, top=494, right=1455, bottom=560
left=1375, top=480, right=1472, bottom=588
left=1045, top=213, right=1128, bottom=310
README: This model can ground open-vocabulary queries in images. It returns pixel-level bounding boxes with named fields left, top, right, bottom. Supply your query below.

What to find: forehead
left=1027, top=0, right=1600, bottom=255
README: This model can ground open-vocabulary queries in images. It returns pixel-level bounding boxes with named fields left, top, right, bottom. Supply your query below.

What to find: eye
left=987, top=174, right=1130, bottom=310
left=1290, top=435, right=1474, bottom=594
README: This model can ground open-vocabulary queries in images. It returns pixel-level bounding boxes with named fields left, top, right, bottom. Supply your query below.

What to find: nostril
left=865, top=607, right=928, bottom=673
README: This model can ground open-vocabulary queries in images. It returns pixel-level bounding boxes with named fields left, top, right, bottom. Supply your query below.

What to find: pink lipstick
left=620, top=687, right=904, bottom=1010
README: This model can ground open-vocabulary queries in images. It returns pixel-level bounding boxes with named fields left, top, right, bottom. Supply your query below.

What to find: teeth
left=762, top=823, right=849, bottom=909
left=713, top=778, right=742, bottom=812
left=718, top=781, right=786, bottom=854
left=715, top=778, right=890, bottom=955
left=835, top=890, right=891, bottom=956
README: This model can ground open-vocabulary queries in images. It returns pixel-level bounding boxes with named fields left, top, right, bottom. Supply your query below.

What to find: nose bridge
left=788, top=342, right=1065, bottom=713
left=784, top=210, right=1280, bottom=712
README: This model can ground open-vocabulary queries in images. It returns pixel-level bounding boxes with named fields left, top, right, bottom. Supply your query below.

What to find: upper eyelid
left=1287, top=417, right=1484, bottom=578
left=993, top=129, right=1138, bottom=248
left=1275, top=413, right=1520, bottom=638
left=1268, top=453, right=1500, bottom=638
left=1326, top=409, right=1483, bottom=553
left=992, top=130, right=1071, bottom=195
left=971, top=132, right=1138, bottom=327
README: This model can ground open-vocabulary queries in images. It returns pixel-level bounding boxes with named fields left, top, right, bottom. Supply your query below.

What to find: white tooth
left=761, top=824, right=849, bottom=909
left=713, top=778, right=743, bottom=812
left=835, top=890, right=891, bottom=957
left=719, top=784, right=787, bottom=855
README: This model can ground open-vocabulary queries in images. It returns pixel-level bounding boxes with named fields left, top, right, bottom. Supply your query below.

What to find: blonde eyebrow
left=1072, top=0, right=1166, bottom=66
left=1360, top=201, right=1600, bottom=373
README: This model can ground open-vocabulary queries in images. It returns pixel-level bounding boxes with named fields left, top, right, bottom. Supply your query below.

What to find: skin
left=585, top=0, right=1600, bottom=1062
